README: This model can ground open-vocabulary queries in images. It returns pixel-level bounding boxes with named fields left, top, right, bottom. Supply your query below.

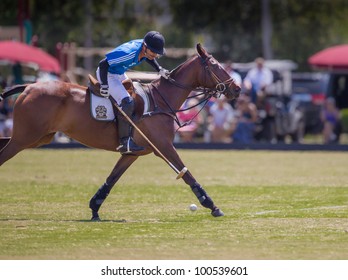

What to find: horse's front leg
left=183, top=167, right=224, bottom=217
left=153, top=144, right=224, bottom=217
left=89, top=155, right=139, bottom=221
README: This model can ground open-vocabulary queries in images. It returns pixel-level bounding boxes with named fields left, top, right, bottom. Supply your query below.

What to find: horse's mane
left=169, top=55, right=199, bottom=77
left=143, top=54, right=199, bottom=88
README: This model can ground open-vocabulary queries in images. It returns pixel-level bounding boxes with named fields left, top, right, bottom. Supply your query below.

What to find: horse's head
left=196, top=43, right=241, bottom=100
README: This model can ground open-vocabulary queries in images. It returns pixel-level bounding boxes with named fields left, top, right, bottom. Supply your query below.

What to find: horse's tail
left=0, top=84, right=28, bottom=102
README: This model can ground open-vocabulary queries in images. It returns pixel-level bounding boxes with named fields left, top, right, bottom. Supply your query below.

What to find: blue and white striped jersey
left=105, top=39, right=146, bottom=75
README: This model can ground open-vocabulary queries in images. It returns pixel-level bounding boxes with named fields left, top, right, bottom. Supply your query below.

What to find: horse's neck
left=156, top=57, right=201, bottom=110
left=174, top=56, right=201, bottom=89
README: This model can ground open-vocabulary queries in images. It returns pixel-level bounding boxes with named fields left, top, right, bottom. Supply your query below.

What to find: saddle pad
left=90, top=83, right=150, bottom=121
left=90, top=94, right=115, bottom=121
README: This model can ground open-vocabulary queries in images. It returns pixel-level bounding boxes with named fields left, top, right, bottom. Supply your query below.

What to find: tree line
left=1, top=0, right=348, bottom=70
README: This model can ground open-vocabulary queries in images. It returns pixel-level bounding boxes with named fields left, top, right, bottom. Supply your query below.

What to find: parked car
left=253, top=94, right=305, bottom=143
left=291, top=72, right=329, bottom=134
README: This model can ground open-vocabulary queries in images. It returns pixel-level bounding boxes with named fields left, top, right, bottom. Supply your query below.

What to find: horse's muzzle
left=225, top=85, right=241, bottom=100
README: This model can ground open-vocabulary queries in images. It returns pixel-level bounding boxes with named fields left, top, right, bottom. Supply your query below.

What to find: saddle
left=87, top=74, right=151, bottom=121
left=88, top=74, right=135, bottom=97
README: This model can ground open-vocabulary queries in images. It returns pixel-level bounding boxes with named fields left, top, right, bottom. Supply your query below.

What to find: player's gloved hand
left=159, top=67, right=170, bottom=79
left=100, top=84, right=109, bottom=97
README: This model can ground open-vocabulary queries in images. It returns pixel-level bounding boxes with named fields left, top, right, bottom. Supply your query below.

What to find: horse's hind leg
left=0, top=139, right=23, bottom=167
left=89, top=155, right=139, bottom=221
left=0, top=133, right=55, bottom=167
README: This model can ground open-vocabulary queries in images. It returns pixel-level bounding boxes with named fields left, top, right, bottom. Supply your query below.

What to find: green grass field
left=0, top=149, right=347, bottom=260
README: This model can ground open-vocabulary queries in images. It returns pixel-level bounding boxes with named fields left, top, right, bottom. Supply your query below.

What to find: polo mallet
left=109, top=95, right=188, bottom=179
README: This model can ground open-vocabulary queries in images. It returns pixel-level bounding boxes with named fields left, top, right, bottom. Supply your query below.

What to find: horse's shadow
left=76, top=219, right=127, bottom=223
left=0, top=218, right=127, bottom=223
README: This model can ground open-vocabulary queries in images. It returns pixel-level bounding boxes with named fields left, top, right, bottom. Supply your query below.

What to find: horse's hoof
left=91, top=216, right=101, bottom=222
left=211, top=208, right=224, bottom=217
left=91, top=211, right=101, bottom=221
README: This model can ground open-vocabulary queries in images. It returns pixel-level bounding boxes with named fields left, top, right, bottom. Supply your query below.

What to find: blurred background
left=1, top=0, right=348, bottom=145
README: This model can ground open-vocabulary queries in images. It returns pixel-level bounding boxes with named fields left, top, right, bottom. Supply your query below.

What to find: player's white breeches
left=96, top=67, right=129, bottom=105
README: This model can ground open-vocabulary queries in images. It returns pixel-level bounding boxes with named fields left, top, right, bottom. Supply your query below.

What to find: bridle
left=200, top=54, right=237, bottom=97
left=152, top=54, right=239, bottom=129
left=166, top=54, right=237, bottom=96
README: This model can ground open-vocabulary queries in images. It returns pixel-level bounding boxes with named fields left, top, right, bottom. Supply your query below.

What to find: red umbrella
left=308, top=44, right=348, bottom=70
left=0, top=40, right=60, bottom=73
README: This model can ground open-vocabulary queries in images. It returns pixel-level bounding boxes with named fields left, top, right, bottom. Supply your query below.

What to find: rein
left=174, top=96, right=211, bottom=131
left=152, top=81, right=216, bottom=129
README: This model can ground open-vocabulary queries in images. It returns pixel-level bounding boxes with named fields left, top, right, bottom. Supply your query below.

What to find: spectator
left=207, top=95, right=236, bottom=143
left=243, top=57, right=273, bottom=105
left=320, top=97, right=341, bottom=144
left=224, top=61, right=242, bottom=87
left=175, top=98, right=203, bottom=142
left=232, top=95, right=258, bottom=143
left=0, top=96, right=15, bottom=137
left=0, top=101, right=8, bottom=137
left=12, top=62, right=23, bottom=85
left=3, top=110, right=13, bottom=137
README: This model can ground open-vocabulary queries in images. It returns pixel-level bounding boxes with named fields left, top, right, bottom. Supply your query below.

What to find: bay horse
left=0, top=44, right=240, bottom=220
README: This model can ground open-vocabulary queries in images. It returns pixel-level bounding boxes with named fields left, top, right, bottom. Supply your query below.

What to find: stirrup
left=117, top=137, right=144, bottom=154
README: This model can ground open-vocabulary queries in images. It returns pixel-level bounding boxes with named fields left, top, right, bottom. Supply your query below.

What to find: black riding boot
left=117, top=96, right=144, bottom=154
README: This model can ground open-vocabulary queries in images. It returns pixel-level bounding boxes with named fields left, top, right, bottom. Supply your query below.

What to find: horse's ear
left=196, top=43, right=209, bottom=59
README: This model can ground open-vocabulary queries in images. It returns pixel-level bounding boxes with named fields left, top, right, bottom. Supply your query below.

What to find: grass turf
left=0, top=149, right=347, bottom=259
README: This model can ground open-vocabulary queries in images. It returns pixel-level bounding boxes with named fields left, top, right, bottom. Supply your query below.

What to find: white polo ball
left=189, top=204, right=198, bottom=211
